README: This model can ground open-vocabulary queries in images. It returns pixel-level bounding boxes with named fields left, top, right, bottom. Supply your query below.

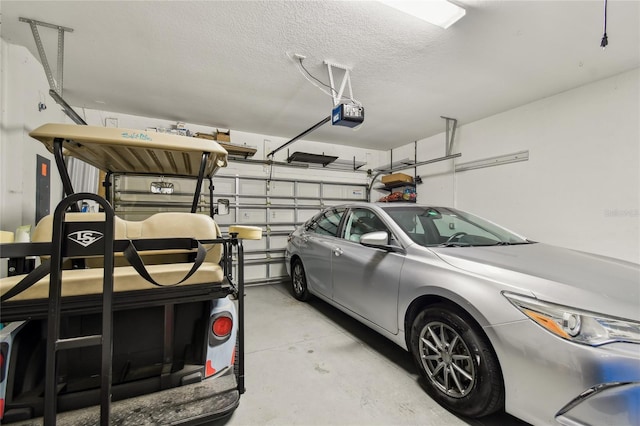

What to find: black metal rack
left=46, top=193, right=115, bottom=425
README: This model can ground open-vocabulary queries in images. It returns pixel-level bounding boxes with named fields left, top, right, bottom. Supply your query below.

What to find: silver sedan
left=285, top=202, right=640, bottom=425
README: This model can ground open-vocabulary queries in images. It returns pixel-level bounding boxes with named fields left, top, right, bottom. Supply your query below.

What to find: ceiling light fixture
left=379, top=0, right=466, bottom=29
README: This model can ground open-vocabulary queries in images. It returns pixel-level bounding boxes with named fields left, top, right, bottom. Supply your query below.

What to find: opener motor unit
left=332, top=103, right=364, bottom=128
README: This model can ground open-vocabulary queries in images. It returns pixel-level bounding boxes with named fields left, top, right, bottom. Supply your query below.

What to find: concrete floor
left=225, top=282, right=529, bottom=426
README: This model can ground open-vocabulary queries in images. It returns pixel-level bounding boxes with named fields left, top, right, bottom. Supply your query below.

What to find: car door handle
left=333, top=247, right=343, bottom=256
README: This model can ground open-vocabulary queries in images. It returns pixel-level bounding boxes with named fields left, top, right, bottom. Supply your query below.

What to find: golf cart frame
left=0, top=123, right=258, bottom=425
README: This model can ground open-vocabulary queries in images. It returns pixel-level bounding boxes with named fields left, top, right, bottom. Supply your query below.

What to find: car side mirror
left=360, top=231, right=402, bottom=252
left=216, top=199, right=230, bottom=216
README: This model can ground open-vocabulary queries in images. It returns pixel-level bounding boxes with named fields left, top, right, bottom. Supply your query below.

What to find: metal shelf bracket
left=20, top=17, right=87, bottom=125
left=20, top=17, right=74, bottom=96
left=441, top=116, right=458, bottom=156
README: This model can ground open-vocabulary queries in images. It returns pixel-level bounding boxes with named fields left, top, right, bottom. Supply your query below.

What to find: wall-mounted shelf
left=378, top=199, right=417, bottom=203
left=373, top=158, right=416, bottom=172
left=287, top=151, right=338, bottom=166
left=218, top=142, right=257, bottom=159
left=285, top=151, right=367, bottom=171
left=375, top=182, right=416, bottom=192
left=194, top=133, right=257, bottom=158
left=330, top=158, right=367, bottom=170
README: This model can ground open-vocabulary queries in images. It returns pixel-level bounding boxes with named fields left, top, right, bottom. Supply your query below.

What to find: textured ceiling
left=1, top=1, right=639, bottom=151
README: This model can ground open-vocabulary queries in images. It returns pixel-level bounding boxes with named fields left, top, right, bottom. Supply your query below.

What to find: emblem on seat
left=68, top=230, right=104, bottom=247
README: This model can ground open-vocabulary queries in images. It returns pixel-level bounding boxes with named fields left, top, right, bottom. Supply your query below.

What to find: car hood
left=431, top=243, right=640, bottom=321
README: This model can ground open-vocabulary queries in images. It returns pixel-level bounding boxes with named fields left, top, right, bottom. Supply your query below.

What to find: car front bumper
left=487, top=320, right=640, bottom=426
left=555, top=381, right=640, bottom=426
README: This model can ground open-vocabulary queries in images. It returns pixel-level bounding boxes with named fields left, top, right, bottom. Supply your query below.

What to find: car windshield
left=382, top=206, right=531, bottom=247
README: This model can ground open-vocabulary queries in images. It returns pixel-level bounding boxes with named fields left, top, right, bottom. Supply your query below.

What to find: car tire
left=410, top=304, right=504, bottom=418
left=291, top=259, right=311, bottom=301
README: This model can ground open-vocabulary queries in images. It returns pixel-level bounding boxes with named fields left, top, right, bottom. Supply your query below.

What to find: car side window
left=307, top=208, right=345, bottom=237
left=343, top=208, right=389, bottom=243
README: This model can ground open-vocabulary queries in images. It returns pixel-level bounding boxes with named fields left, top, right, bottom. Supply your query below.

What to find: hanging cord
left=300, top=57, right=362, bottom=106
left=299, top=58, right=339, bottom=97
left=600, top=0, right=608, bottom=49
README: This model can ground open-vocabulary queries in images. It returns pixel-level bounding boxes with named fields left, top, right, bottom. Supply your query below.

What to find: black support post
left=191, top=153, right=209, bottom=213
left=236, top=236, right=245, bottom=394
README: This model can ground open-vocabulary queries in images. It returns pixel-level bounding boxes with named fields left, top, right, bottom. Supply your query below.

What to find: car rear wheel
left=410, top=304, right=504, bottom=418
left=291, top=259, right=310, bottom=301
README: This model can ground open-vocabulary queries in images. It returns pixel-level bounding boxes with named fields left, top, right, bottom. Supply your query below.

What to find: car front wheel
left=291, top=259, right=310, bottom=301
left=410, top=304, right=504, bottom=418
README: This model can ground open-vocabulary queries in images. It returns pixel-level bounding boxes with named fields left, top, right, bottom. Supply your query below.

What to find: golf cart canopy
left=30, top=123, right=228, bottom=177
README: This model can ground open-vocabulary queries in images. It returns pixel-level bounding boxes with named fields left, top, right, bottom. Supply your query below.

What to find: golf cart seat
left=0, top=211, right=227, bottom=318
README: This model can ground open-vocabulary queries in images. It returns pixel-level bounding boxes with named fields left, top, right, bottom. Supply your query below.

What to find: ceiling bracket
left=324, top=61, right=355, bottom=107
left=20, top=17, right=86, bottom=125
left=441, top=116, right=458, bottom=156
left=20, top=17, right=74, bottom=96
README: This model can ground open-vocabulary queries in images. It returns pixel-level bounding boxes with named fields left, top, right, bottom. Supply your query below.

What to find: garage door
left=110, top=174, right=368, bottom=284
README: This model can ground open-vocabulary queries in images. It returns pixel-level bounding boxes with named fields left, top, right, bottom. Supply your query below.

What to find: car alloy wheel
left=291, top=259, right=310, bottom=301
left=419, top=321, right=475, bottom=398
left=410, top=304, right=504, bottom=418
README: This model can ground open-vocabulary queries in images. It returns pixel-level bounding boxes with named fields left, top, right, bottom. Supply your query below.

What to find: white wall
left=404, top=68, right=640, bottom=263
left=0, top=40, right=68, bottom=276
left=0, top=41, right=65, bottom=235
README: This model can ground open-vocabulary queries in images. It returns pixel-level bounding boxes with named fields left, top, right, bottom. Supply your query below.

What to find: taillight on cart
left=208, top=313, right=233, bottom=346
left=212, top=316, right=233, bottom=337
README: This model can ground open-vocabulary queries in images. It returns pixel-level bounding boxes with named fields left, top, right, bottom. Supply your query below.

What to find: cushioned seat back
left=32, top=212, right=222, bottom=267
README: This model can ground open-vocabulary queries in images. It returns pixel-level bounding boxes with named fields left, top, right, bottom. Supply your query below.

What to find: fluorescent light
left=380, top=0, right=466, bottom=29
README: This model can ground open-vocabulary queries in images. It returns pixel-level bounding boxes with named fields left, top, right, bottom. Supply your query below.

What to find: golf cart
left=0, top=123, right=260, bottom=424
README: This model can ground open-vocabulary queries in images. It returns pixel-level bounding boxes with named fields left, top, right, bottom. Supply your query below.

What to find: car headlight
left=503, top=292, right=640, bottom=346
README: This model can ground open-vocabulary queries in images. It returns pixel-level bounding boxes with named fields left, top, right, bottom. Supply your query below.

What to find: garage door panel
left=270, top=235, right=289, bottom=250
left=240, top=180, right=266, bottom=196
left=240, top=209, right=266, bottom=223
left=213, top=177, right=235, bottom=194
left=269, top=181, right=294, bottom=197
left=214, top=210, right=237, bottom=225
left=270, top=209, right=295, bottom=223
left=243, top=238, right=267, bottom=251
left=298, top=182, right=320, bottom=198
left=269, top=262, right=287, bottom=277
